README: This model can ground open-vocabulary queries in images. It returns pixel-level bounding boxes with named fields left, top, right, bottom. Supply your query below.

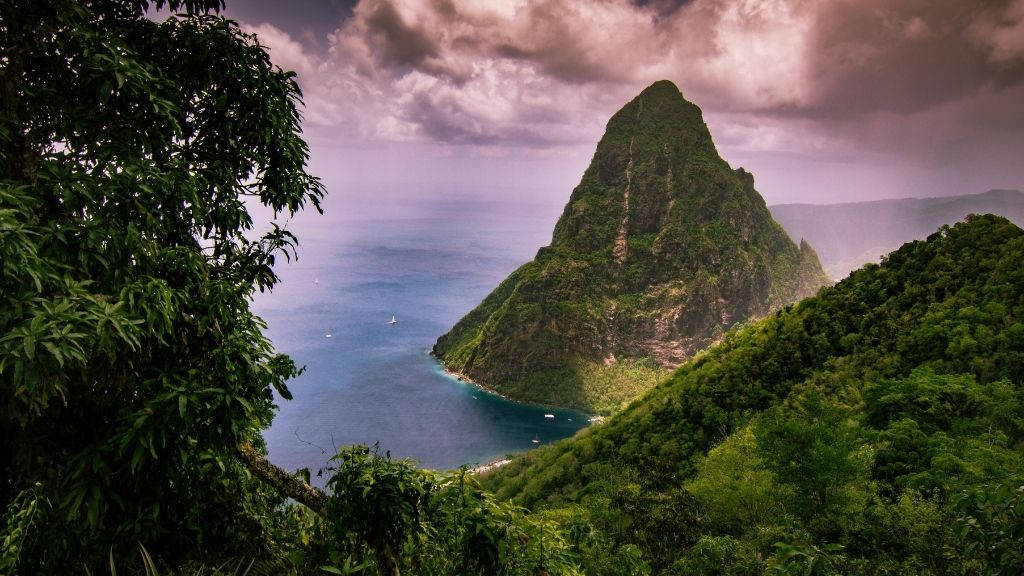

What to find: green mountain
left=484, top=214, right=1024, bottom=574
left=771, top=189, right=1024, bottom=280
left=433, top=80, right=829, bottom=413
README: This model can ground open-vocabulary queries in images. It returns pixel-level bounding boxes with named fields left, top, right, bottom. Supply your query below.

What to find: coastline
left=431, top=353, right=606, bottom=473
left=431, top=354, right=605, bottom=424
left=436, top=362, right=516, bottom=402
left=469, top=456, right=513, bottom=475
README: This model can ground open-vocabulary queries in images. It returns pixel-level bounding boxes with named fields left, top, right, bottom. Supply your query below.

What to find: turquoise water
left=252, top=190, right=589, bottom=476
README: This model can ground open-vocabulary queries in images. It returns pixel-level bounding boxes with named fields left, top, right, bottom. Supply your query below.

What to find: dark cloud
left=237, top=0, right=1024, bottom=202
left=491, top=3, right=637, bottom=84
left=363, top=0, right=439, bottom=69
left=225, top=0, right=355, bottom=49
left=631, top=0, right=693, bottom=16
left=804, top=0, right=1024, bottom=117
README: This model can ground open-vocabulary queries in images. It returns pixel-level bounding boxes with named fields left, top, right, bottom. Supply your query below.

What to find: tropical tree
left=0, top=0, right=325, bottom=570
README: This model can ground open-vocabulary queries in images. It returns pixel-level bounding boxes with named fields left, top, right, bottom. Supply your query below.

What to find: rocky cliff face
left=433, top=80, right=829, bottom=413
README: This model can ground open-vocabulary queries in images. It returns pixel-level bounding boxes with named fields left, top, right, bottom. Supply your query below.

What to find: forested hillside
left=485, top=214, right=1024, bottom=575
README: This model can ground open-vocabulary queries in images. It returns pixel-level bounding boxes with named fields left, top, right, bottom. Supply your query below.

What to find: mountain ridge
left=433, top=80, right=829, bottom=413
left=482, top=214, right=1024, bottom=573
left=770, top=188, right=1024, bottom=279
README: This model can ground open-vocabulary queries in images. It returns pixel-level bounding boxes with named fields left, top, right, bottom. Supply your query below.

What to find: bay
left=252, top=188, right=590, bottom=476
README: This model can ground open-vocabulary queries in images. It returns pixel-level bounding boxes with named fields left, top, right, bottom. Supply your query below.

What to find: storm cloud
left=230, top=0, right=1024, bottom=202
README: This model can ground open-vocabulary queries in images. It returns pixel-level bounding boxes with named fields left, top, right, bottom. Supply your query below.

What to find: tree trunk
left=238, top=443, right=327, bottom=516
left=380, top=545, right=402, bottom=576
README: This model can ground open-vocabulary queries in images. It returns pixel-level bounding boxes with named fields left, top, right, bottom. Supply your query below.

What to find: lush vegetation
left=4, top=2, right=1022, bottom=575
left=434, top=80, right=829, bottom=413
left=484, top=214, right=1024, bottom=575
left=0, top=0, right=319, bottom=571
left=0, top=2, right=668, bottom=574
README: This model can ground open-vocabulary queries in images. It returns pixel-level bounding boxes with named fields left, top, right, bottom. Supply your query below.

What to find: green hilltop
left=433, top=80, right=829, bottom=413
left=483, top=214, right=1024, bottom=574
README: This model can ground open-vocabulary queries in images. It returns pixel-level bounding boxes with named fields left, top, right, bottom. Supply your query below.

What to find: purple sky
left=223, top=0, right=1024, bottom=205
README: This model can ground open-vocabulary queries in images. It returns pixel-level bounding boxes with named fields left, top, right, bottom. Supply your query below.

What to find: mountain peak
left=433, top=85, right=829, bottom=413
left=606, top=80, right=709, bottom=140
left=638, top=79, right=683, bottom=100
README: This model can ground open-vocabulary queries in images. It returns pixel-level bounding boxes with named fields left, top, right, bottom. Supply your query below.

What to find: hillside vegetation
left=5, top=2, right=1022, bottom=574
left=434, top=81, right=828, bottom=414
left=484, top=214, right=1024, bottom=575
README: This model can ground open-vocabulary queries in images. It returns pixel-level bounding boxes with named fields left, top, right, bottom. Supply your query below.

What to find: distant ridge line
left=769, top=189, right=1024, bottom=280
left=769, top=188, right=1023, bottom=209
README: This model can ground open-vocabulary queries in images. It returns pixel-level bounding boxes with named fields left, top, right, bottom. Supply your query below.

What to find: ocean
left=252, top=187, right=590, bottom=476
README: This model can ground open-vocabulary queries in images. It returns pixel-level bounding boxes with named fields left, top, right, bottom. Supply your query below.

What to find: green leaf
left=23, top=333, right=35, bottom=360
left=235, top=395, right=253, bottom=413
left=130, top=445, right=146, bottom=472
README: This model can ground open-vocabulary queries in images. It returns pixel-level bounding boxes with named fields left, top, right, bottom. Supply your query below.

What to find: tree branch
left=238, top=443, right=327, bottom=516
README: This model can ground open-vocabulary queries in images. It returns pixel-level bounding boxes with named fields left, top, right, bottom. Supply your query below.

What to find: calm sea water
left=252, top=188, right=589, bottom=475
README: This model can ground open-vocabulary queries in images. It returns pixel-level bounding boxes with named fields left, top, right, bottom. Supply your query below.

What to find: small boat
left=388, top=315, right=398, bottom=325
left=531, top=436, right=540, bottom=444
left=325, top=333, right=332, bottom=338
left=544, top=413, right=555, bottom=419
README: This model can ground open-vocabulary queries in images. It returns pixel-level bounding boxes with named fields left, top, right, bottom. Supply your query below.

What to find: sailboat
left=388, top=315, right=398, bottom=325
left=531, top=435, right=540, bottom=444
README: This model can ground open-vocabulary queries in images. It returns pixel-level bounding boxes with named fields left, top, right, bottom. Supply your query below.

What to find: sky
left=220, top=0, right=1024, bottom=205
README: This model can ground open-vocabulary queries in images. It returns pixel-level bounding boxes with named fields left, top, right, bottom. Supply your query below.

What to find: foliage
left=325, top=447, right=431, bottom=575
left=768, top=542, right=845, bottom=576
left=0, top=0, right=323, bottom=571
left=0, top=2, right=664, bottom=574
left=485, top=215, right=1024, bottom=574
left=0, top=484, right=42, bottom=573
left=310, top=451, right=587, bottom=576
left=480, top=357, right=668, bottom=416
left=949, top=483, right=1024, bottom=575
left=5, top=2, right=1024, bottom=575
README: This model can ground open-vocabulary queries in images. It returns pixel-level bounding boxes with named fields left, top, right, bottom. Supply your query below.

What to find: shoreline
left=431, top=353, right=604, bottom=423
left=469, top=456, right=513, bottom=475
left=437, top=363, right=516, bottom=403
left=432, top=353, right=606, bottom=474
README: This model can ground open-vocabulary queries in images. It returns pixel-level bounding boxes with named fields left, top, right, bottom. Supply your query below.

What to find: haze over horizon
left=220, top=0, right=1024, bottom=206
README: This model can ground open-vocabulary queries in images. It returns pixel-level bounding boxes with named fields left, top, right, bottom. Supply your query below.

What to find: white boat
left=388, top=315, right=398, bottom=325
left=544, top=413, right=555, bottom=419
left=531, top=436, right=540, bottom=444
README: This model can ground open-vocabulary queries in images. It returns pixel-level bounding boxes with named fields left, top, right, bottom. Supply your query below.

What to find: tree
left=950, top=483, right=1024, bottom=576
left=325, top=447, right=432, bottom=576
left=0, top=0, right=324, bottom=570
